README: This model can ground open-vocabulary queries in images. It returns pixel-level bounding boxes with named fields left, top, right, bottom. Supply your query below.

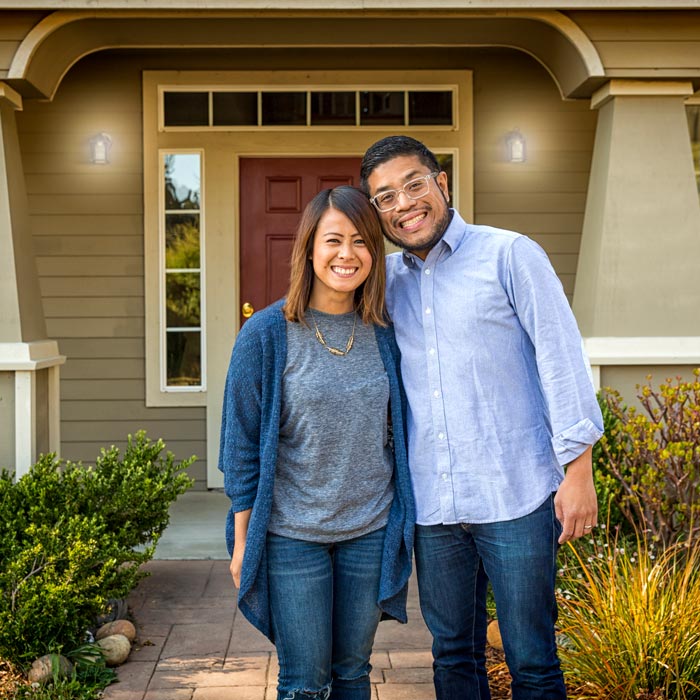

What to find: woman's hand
left=230, top=509, right=252, bottom=589
left=230, top=542, right=245, bottom=589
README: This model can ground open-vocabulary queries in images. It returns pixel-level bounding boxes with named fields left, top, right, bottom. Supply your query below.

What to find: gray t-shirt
left=268, top=309, right=395, bottom=542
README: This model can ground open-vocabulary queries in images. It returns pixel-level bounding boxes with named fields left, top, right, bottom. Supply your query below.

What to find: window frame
left=159, top=149, right=207, bottom=393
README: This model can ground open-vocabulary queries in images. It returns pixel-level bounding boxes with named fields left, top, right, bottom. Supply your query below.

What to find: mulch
left=0, top=658, right=28, bottom=698
left=486, top=645, right=513, bottom=699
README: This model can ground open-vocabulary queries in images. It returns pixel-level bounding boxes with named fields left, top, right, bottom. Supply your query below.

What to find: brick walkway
left=102, top=560, right=436, bottom=700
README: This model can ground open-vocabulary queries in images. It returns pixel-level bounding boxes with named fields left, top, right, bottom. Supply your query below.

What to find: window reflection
left=166, top=331, right=201, bottom=386
left=687, top=106, right=700, bottom=195
left=166, top=273, right=201, bottom=327
left=164, top=154, right=201, bottom=210
left=165, top=214, right=200, bottom=269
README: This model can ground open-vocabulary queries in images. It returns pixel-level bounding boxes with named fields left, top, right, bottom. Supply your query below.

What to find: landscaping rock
left=487, top=619, right=503, bottom=650
left=96, top=619, right=137, bottom=642
left=27, top=654, right=73, bottom=684
left=96, top=634, right=132, bottom=666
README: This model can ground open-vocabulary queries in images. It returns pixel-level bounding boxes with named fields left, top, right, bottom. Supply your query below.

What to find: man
left=360, top=135, right=603, bottom=700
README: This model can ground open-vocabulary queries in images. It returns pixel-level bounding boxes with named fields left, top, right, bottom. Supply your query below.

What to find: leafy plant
left=0, top=432, right=194, bottom=666
left=557, top=530, right=700, bottom=699
left=597, top=371, right=700, bottom=547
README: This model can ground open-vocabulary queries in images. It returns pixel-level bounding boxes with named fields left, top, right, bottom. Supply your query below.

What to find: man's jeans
left=267, top=527, right=385, bottom=700
left=414, top=494, right=566, bottom=700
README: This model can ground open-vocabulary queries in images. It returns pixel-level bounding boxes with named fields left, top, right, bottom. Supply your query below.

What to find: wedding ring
left=583, top=525, right=593, bottom=530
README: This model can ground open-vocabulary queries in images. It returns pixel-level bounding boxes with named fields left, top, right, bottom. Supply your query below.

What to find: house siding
left=17, top=46, right=597, bottom=487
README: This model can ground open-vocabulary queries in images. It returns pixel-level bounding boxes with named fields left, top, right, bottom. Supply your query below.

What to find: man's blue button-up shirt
left=386, top=210, right=604, bottom=525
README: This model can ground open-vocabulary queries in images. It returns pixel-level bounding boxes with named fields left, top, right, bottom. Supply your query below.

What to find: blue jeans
left=266, top=527, right=385, bottom=700
left=415, top=494, right=566, bottom=700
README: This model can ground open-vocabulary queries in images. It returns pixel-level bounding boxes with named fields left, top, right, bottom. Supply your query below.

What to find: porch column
left=0, top=83, right=65, bottom=477
left=573, top=80, right=700, bottom=389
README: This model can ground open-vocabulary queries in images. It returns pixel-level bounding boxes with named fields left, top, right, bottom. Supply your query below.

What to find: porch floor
left=104, top=490, right=437, bottom=699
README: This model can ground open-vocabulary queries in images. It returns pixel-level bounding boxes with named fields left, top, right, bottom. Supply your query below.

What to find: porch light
left=506, top=128, right=526, bottom=163
left=90, top=132, right=112, bottom=164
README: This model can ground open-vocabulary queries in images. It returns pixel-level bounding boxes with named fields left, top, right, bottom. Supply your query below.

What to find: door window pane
left=436, top=153, right=454, bottom=203
left=311, top=92, right=355, bottom=125
left=164, top=92, right=209, bottom=127
left=165, top=214, right=200, bottom=269
left=164, top=154, right=201, bottom=210
left=166, top=331, right=201, bottom=386
left=262, top=92, right=306, bottom=125
left=166, top=272, right=201, bottom=327
left=360, top=91, right=404, bottom=125
left=687, top=106, right=700, bottom=196
left=213, top=92, right=258, bottom=126
left=409, top=91, right=453, bottom=126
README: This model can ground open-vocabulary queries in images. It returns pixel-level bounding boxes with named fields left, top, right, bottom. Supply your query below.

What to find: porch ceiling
left=5, top=10, right=605, bottom=100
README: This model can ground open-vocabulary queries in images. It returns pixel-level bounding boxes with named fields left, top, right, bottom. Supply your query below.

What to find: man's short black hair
left=360, top=136, right=440, bottom=194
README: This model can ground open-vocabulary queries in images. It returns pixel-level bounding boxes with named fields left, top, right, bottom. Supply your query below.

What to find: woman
left=218, top=185, right=414, bottom=700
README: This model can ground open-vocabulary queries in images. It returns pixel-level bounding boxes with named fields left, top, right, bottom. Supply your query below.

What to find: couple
left=219, top=136, right=604, bottom=700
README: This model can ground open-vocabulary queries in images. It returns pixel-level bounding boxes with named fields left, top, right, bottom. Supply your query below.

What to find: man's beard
left=383, top=206, right=453, bottom=255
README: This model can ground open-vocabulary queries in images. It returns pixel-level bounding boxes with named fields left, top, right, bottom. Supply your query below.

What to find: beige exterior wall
left=17, top=45, right=598, bottom=487
left=472, top=50, right=596, bottom=301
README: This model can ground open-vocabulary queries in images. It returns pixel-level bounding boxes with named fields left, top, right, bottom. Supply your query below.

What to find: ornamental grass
left=557, top=532, right=700, bottom=699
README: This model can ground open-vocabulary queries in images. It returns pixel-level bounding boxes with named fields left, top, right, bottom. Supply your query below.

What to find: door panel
left=239, top=158, right=361, bottom=324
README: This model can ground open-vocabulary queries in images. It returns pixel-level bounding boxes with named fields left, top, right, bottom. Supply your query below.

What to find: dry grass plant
left=557, top=530, right=700, bottom=699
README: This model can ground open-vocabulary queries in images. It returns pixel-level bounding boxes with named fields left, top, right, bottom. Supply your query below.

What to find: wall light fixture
left=506, top=128, right=527, bottom=163
left=90, top=132, right=112, bottom=164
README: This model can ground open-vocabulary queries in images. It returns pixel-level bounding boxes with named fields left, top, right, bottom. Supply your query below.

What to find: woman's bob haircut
left=283, top=186, right=387, bottom=327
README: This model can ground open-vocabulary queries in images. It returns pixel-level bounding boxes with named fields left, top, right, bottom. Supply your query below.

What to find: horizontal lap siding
left=472, top=52, right=597, bottom=301
left=0, top=11, right=47, bottom=77
left=17, top=55, right=206, bottom=487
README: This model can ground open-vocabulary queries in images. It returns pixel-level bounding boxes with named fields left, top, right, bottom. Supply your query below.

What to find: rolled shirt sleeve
left=506, top=235, right=604, bottom=466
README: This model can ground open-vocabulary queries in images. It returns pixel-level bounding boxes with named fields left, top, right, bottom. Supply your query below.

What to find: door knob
left=242, top=302, right=255, bottom=318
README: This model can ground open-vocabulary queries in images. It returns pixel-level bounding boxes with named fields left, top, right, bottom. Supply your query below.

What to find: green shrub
left=591, top=392, right=630, bottom=536
left=597, top=371, right=700, bottom=547
left=557, top=531, right=700, bottom=699
left=0, top=432, right=194, bottom=666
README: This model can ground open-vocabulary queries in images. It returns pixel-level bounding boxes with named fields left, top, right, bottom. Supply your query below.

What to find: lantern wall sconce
left=505, top=128, right=527, bottom=163
left=90, top=132, right=112, bottom=164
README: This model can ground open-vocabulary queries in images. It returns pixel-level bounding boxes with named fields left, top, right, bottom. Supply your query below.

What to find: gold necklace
left=308, top=308, right=357, bottom=357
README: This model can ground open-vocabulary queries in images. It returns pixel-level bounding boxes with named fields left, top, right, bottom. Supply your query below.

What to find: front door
left=239, top=157, right=362, bottom=323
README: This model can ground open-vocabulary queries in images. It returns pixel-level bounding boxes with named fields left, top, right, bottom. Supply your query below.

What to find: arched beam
left=7, top=10, right=605, bottom=100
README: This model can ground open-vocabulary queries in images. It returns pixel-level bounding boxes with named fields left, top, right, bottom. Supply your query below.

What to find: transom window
left=161, top=88, right=455, bottom=129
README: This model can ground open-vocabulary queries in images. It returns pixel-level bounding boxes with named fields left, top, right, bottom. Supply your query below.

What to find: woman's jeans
left=266, top=527, right=385, bottom=700
left=414, top=494, right=566, bottom=700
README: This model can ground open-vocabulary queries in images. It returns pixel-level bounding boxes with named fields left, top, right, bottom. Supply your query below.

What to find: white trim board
left=584, top=337, right=700, bottom=365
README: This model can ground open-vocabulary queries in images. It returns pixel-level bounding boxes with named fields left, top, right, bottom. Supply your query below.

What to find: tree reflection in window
left=688, top=106, right=700, bottom=195
left=163, top=154, right=203, bottom=387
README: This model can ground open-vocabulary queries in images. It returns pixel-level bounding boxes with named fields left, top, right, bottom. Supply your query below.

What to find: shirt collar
left=401, top=209, right=468, bottom=268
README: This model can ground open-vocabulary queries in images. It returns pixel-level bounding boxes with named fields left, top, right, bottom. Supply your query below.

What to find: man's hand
left=554, top=447, right=597, bottom=544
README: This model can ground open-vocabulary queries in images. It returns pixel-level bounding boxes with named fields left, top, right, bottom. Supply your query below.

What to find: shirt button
left=429, top=348, right=436, bottom=355
left=425, top=307, right=432, bottom=315
left=425, top=268, right=431, bottom=275
left=438, top=432, right=445, bottom=440
left=433, top=390, right=440, bottom=398
left=441, top=473, right=448, bottom=481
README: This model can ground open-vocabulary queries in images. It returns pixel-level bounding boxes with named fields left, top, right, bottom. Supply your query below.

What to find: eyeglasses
left=369, top=172, right=439, bottom=212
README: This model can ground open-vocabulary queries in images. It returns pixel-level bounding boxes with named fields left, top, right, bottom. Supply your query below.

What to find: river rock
left=28, top=654, right=74, bottom=684
left=486, top=619, right=503, bottom=650
left=97, top=634, right=132, bottom=666
left=96, top=619, right=137, bottom=642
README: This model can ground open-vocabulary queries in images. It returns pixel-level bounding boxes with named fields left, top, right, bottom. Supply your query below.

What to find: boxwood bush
left=0, top=432, right=194, bottom=666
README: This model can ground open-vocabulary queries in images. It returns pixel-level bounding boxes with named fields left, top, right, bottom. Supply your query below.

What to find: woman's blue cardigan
left=218, top=300, right=415, bottom=642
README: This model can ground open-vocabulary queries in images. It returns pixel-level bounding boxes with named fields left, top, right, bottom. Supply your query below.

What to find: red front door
left=239, top=157, right=362, bottom=324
